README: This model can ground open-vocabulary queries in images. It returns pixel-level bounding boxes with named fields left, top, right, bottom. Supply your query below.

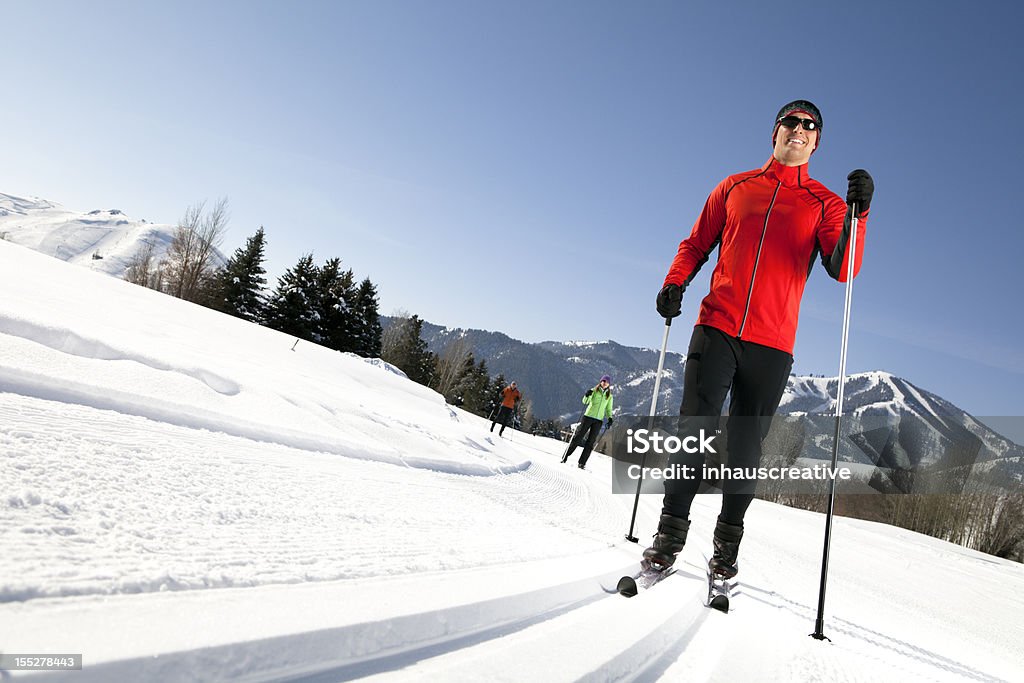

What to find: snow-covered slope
left=1, top=238, right=1022, bottom=682
left=0, top=192, right=198, bottom=279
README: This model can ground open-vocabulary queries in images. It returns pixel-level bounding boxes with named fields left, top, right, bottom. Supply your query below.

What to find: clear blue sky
left=3, top=0, right=1023, bottom=421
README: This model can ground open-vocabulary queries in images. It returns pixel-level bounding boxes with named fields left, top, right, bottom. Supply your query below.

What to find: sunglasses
left=777, top=115, right=819, bottom=131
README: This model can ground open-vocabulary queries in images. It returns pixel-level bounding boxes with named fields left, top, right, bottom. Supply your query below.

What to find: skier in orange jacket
left=490, top=382, right=521, bottom=437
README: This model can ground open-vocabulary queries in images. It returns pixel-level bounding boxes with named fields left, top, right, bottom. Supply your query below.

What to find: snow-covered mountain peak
left=0, top=192, right=61, bottom=215
left=0, top=189, right=216, bottom=280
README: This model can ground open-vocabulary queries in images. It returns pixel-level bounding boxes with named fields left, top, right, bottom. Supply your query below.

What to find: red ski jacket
left=500, top=386, right=522, bottom=408
left=665, top=157, right=868, bottom=354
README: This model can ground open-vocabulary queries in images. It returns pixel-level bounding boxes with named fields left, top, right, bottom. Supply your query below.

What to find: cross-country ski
left=706, top=568, right=734, bottom=613
left=616, top=563, right=675, bottom=597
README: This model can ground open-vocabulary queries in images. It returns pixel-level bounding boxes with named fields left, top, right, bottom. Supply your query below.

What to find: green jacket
left=583, top=386, right=614, bottom=420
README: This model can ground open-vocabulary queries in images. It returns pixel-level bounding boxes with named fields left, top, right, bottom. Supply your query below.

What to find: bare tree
left=432, top=337, right=472, bottom=399
left=123, top=239, right=162, bottom=289
left=381, top=310, right=411, bottom=361
left=163, top=198, right=229, bottom=302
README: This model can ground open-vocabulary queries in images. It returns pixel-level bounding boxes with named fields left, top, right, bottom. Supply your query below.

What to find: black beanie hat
left=773, top=99, right=823, bottom=151
left=775, top=99, right=823, bottom=129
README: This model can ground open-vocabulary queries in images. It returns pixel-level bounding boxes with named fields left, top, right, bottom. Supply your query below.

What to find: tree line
left=123, top=199, right=551, bottom=429
left=378, top=314, right=565, bottom=435
left=125, top=199, right=382, bottom=358
left=754, top=419, right=1024, bottom=562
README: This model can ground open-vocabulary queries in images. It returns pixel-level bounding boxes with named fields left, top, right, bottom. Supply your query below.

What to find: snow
left=560, top=340, right=610, bottom=347
left=626, top=368, right=676, bottom=387
left=1, top=238, right=1022, bottom=682
left=0, top=192, right=222, bottom=280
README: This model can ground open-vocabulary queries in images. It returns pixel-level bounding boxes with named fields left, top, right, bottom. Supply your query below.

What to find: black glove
left=585, top=389, right=593, bottom=398
left=846, top=169, right=874, bottom=213
left=606, top=417, right=614, bottom=427
left=656, top=283, right=683, bottom=319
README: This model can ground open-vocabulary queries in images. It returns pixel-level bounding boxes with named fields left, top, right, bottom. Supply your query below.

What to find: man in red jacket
left=643, top=100, right=874, bottom=581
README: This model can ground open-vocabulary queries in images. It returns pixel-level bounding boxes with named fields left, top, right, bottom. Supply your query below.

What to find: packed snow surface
left=1, top=239, right=1021, bottom=682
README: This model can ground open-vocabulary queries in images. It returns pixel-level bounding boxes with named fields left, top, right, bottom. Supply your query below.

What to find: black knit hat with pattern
left=772, top=100, right=823, bottom=151
left=775, top=99, right=823, bottom=129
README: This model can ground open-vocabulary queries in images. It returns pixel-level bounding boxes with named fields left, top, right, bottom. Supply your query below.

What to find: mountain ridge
left=0, top=192, right=219, bottom=279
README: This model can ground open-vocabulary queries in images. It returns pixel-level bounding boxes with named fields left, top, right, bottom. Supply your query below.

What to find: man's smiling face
left=772, top=112, right=819, bottom=167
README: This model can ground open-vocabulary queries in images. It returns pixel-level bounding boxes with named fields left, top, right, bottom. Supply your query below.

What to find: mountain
left=407, top=318, right=1024, bottom=489
left=410, top=318, right=686, bottom=421
left=778, top=372, right=1024, bottom=487
left=0, top=192, right=215, bottom=279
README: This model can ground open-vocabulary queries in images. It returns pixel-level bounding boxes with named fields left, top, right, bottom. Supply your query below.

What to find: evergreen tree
left=351, top=278, right=383, bottom=358
left=381, top=314, right=436, bottom=385
left=459, top=358, right=492, bottom=416
left=214, top=227, right=268, bottom=323
left=316, top=257, right=356, bottom=351
left=265, top=254, right=320, bottom=342
left=487, top=373, right=508, bottom=418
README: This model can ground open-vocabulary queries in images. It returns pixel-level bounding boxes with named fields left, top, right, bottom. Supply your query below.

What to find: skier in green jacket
left=561, top=375, right=614, bottom=470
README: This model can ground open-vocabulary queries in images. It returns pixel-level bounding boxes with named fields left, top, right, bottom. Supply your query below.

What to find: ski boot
left=708, top=518, right=743, bottom=579
left=642, top=514, right=690, bottom=570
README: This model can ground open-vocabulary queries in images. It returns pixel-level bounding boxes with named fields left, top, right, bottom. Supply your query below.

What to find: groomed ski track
left=17, top=549, right=726, bottom=683
left=5, top=388, right=1019, bottom=683
left=3, top=241, right=1021, bottom=683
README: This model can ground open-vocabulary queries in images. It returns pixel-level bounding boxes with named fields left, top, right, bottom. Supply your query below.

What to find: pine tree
left=459, top=358, right=493, bottom=416
left=265, top=254, right=320, bottom=342
left=381, top=314, right=435, bottom=386
left=316, top=257, right=356, bottom=352
left=450, top=361, right=492, bottom=418
left=214, top=227, right=268, bottom=323
left=351, top=278, right=383, bottom=357
left=487, top=373, right=508, bottom=418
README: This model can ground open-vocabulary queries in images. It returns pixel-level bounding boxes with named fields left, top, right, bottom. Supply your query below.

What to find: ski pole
left=625, top=318, right=672, bottom=543
left=811, top=202, right=859, bottom=642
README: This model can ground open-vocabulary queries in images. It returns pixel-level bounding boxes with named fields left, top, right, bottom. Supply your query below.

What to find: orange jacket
left=665, top=157, right=867, bottom=353
left=500, top=386, right=521, bottom=408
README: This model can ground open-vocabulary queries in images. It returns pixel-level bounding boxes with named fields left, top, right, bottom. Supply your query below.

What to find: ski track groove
left=0, top=392, right=624, bottom=602
left=6, top=382, right=1001, bottom=681
left=2, top=389, right=1011, bottom=683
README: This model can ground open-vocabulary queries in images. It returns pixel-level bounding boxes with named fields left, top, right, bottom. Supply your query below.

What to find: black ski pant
left=662, top=325, right=793, bottom=526
left=491, top=405, right=514, bottom=435
left=565, top=416, right=603, bottom=467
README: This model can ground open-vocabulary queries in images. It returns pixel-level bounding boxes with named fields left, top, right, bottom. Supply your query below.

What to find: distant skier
left=490, top=381, right=521, bottom=436
left=561, top=375, right=614, bottom=469
left=644, top=100, right=874, bottom=581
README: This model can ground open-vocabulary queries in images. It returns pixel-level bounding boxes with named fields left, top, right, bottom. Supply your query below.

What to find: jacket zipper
left=738, top=180, right=780, bottom=338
